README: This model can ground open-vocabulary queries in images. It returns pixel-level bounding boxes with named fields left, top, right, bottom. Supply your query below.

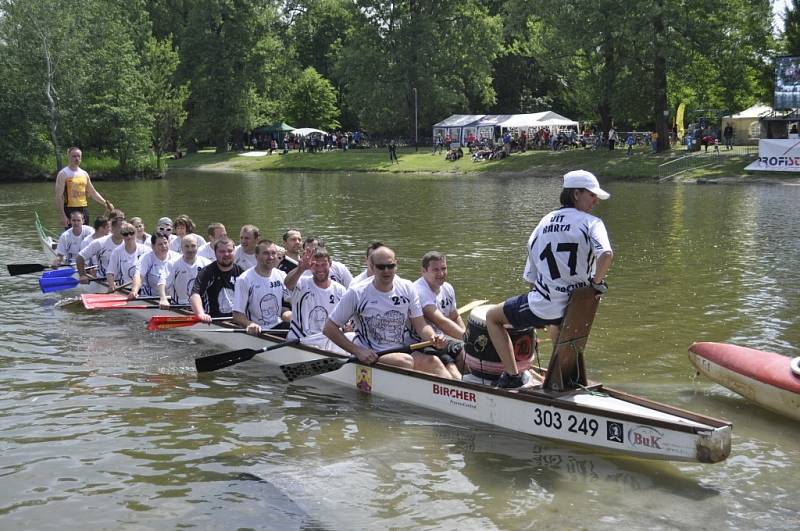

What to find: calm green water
left=0, top=170, right=798, bottom=529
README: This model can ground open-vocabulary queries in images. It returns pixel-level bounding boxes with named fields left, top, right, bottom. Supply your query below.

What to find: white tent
left=721, top=104, right=772, bottom=145
left=292, top=127, right=328, bottom=136
left=432, top=114, right=485, bottom=144
left=433, top=112, right=580, bottom=143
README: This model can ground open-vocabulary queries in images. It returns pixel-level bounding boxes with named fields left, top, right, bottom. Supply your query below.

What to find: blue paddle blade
left=41, top=267, right=78, bottom=278
left=39, top=275, right=80, bottom=293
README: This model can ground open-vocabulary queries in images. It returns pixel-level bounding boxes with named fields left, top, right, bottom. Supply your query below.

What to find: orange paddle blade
left=147, top=315, right=201, bottom=331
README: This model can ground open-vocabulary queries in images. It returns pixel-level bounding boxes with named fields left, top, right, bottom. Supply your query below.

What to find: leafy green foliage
left=285, top=67, right=340, bottom=130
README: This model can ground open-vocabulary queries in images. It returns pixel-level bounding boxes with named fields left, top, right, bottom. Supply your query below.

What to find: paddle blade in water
left=7, top=263, right=47, bottom=276
left=147, top=315, right=201, bottom=331
left=195, top=348, right=260, bottom=372
left=281, top=357, right=349, bottom=382
left=39, top=276, right=79, bottom=293
left=41, top=267, right=78, bottom=278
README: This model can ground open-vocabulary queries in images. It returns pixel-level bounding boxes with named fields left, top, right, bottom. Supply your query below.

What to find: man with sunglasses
left=106, top=222, right=151, bottom=292
left=324, top=246, right=448, bottom=373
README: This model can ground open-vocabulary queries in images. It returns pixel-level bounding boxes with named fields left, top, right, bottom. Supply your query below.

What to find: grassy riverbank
left=165, top=144, right=789, bottom=181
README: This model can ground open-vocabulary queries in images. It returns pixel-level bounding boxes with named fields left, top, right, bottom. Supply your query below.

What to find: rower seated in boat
left=322, top=246, right=451, bottom=377
left=158, top=234, right=209, bottom=308
left=198, top=222, right=227, bottom=261
left=189, top=236, right=243, bottom=322
left=129, top=232, right=179, bottom=298
left=76, top=209, right=125, bottom=281
left=412, top=251, right=465, bottom=379
left=231, top=239, right=287, bottom=335
left=284, top=245, right=346, bottom=349
left=302, top=236, right=353, bottom=288
left=105, top=221, right=150, bottom=292
left=53, top=210, right=95, bottom=266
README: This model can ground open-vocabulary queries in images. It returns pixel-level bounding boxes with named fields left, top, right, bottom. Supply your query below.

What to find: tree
left=177, top=0, right=286, bottom=152
left=285, top=67, right=340, bottom=130
left=0, top=0, right=90, bottom=173
left=142, top=36, right=190, bottom=169
left=784, top=0, right=800, bottom=55
left=333, top=0, right=502, bottom=139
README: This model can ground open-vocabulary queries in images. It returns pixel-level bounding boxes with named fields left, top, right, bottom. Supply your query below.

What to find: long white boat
left=36, top=215, right=732, bottom=463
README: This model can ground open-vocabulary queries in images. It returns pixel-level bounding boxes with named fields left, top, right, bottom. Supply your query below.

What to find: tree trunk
left=40, top=29, right=62, bottom=174
left=653, top=1, right=669, bottom=153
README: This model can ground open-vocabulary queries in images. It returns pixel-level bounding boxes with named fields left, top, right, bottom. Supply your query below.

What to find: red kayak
left=688, top=342, right=800, bottom=421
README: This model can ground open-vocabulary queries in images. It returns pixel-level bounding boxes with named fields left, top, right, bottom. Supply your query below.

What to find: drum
left=464, top=304, right=536, bottom=380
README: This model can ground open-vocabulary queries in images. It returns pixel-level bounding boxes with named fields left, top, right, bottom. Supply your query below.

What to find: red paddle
left=146, top=315, right=229, bottom=331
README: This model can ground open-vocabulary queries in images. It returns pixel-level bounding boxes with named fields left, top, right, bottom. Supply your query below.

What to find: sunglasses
left=374, top=263, right=397, bottom=271
left=158, top=227, right=172, bottom=232
left=121, top=231, right=135, bottom=236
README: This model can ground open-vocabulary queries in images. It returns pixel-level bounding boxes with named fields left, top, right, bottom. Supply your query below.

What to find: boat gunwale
left=85, top=282, right=731, bottom=435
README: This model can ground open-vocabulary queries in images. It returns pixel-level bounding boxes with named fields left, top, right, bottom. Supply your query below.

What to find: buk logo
left=627, top=426, right=663, bottom=449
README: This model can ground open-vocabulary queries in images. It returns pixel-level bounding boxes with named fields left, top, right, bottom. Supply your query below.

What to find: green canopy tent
left=251, top=122, right=295, bottom=149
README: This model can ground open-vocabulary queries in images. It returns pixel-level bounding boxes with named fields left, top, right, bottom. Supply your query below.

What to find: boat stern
left=696, top=425, right=732, bottom=463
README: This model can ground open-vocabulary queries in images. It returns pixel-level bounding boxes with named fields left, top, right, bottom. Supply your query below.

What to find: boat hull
left=688, top=342, right=800, bottom=421
left=37, top=214, right=732, bottom=463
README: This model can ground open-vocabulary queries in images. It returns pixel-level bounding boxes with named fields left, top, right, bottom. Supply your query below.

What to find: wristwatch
left=590, top=279, right=608, bottom=294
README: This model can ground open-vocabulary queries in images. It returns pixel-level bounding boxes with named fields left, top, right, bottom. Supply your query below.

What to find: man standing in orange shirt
left=54, top=147, right=114, bottom=228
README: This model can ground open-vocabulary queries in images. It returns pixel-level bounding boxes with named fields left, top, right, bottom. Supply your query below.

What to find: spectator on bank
left=722, top=123, right=734, bottom=150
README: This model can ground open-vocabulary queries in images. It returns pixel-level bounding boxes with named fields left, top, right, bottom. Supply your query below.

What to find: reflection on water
left=1, top=173, right=799, bottom=528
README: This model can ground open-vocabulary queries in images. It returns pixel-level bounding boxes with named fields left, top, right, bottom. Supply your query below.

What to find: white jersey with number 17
left=523, top=207, right=611, bottom=320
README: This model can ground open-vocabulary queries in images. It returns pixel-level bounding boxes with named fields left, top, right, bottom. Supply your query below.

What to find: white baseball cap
left=563, top=170, right=610, bottom=200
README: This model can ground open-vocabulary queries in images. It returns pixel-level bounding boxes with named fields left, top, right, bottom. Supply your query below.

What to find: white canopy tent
left=292, top=127, right=328, bottom=136
left=721, top=104, right=771, bottom=145
left=433, top=112, right=579, bottom=144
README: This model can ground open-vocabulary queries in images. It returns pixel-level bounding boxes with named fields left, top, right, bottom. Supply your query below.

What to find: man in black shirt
left=190, top=236, right=244, bottom=322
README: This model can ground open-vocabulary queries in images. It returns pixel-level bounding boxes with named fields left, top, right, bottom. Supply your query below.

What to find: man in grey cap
left=484, top=169, right=614, bottom=389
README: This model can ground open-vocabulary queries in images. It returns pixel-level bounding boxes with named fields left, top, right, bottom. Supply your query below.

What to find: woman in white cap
left=485, top=169, right=614, bottom=389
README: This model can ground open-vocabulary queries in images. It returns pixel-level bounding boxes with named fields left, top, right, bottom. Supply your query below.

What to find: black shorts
left=420, top=347, right=457, bottom=366
left=502, top=294, right=562, bottom=329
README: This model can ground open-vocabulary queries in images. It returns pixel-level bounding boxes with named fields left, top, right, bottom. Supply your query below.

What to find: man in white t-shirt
left=351, top=240, right=384, bottom=285
left=77, top=210, right=125, bottom=280
left=106, top=222, right=151, bottom=292
left=285, top=245, right=346, bottom=349
left=79, top=215, right=111, bottom=269
left=485, top=170, right=614, bottom=389
left=232, top=239, right=287, bottom=335
left=159, top=234, right=209, bottom=307
left=324, top=246, right=448, bottom=375
left=302, top=236, right=353, bottom=287
left=234, top=224, right=259, bottom=270
left=413, top=251, right=466, bottom=379
left=197, top=222, right=227, bottom=261
left=53, top=210, right=95, bottom=266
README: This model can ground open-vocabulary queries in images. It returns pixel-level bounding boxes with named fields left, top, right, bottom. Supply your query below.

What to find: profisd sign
left=745, top=139, right=800, bottom=171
